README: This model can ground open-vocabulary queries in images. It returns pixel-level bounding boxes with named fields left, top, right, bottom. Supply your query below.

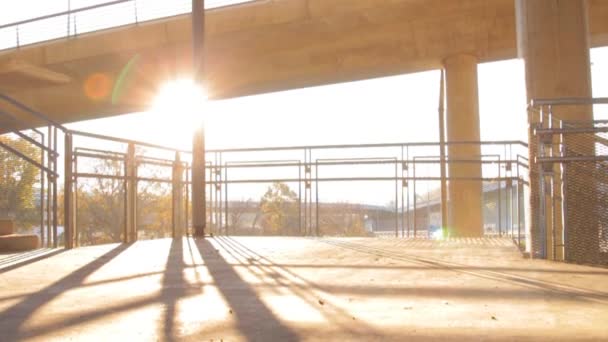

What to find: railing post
left=172, top=152, right=184, bottom=238
left=438, top=69, right=448, bottom=238
left=67, top=0, right=71, bottom=37
left=64, top=133, right=74, bottom=249
left=134, top=0, right=139, bottom=24
left=125, top=143, right=137, bottom=242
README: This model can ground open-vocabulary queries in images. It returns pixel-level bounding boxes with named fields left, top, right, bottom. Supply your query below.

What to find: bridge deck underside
left=0, top=237, right=607, bottom=341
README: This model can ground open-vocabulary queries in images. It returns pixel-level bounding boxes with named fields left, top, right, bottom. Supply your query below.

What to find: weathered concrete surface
left=0, top=237, right=607, bottom=341
left=1, top=0, right=608, bottom=129
left=444, top=54, right=483, bottom=237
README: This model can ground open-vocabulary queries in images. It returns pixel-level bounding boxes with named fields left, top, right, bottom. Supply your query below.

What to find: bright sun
left=151, top=79, right=208, bottom=136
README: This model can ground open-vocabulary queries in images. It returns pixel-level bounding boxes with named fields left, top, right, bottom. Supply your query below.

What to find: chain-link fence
left=531, top=98, right=608, bottom=266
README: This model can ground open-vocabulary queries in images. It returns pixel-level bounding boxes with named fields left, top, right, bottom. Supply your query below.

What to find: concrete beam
left=0, top=60, right=71, bottom=91
left=0, top=0, right=607, bottom=127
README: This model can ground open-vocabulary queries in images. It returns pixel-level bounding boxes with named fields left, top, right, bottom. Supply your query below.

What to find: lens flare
left=112, top=54, right=140, bottom=105
left=84, top=73, right=112, bottom=100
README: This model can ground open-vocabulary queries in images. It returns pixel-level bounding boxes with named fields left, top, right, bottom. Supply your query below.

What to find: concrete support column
left=444, top=54, right=483, bottom=237
left=125, top=143, right=137, bottom=243
left=516, top=0, right=594, bottom=260
left=192, top=0, right=207, bottom=238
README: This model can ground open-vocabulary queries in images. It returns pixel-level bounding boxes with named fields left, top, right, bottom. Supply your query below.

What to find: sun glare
left=152, top=79, right=208, bottom=130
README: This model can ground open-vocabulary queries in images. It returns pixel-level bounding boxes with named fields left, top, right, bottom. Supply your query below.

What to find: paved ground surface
left=0, top=237, right=607, bottom=341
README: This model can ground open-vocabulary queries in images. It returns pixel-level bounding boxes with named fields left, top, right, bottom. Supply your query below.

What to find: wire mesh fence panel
left=531, top=100, right=608, bottom=266
left=561, top=122, right=608, bottom=265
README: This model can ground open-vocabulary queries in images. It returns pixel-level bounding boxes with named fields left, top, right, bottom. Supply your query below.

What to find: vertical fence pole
left=394, top=161, right=398, bottom=237
left=52, top=127, right=58, bottom=248
left=134, top=0, right=139, bottom=24
left=126, top=143, right=137, bottom=242
left=405, top=147, right=410, bottom=237
left=498, top=158, right=502, bottom=236
left=40, top=132, right=45, bottom=247
left=413, top=160, right=417, bottom=238
left=224, top=160, right=229, bottom=235
left=298, top=161, right=302, bottom=235
left=67, top=0, right=71, bottom=36
left=64, top=133, right=74, bottom=249
left=172, top=152, right=184, bottom=238
left=315, top=161, right=319, bottom=237
left=438, top=69, right=448, bottom=238
left=185, top=166, right=190, bottom=236
left=46, top=126, right=52, bottom=247
left=74, top=148, right=79, bottom=247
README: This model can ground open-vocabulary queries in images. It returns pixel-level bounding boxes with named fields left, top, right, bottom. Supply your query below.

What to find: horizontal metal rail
left=74, top=147, right=126, bottom=157
left=190, top=159, right=530, bottom=170
left=208, top=140, right=528, bottom=153
left=0, top=110, right=59, bottom=157
left=0, top=140, right=57, bottom=177
left=535, top=126, right=608, bottom=135
left=537, top=156, right=608, bottom=163
left=137, top=158, right=174, bottom=168
left=0, top=94, right=68, bottom=133
left=73, top=173, right=524, bottom=184
left=0, top=0, right=257, bottom=51
left=0, top=0, right=132, bottom=29
left=531, top=97, right=608, bottom=107
left=70, top=129, right=191, bottom=154
left=75, top=151, right=125, bottom=162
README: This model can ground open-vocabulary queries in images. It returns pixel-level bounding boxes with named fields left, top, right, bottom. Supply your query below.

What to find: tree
left=75, top=158, right=125, bottom=245
left=259, top=182, right=299, bottom=235
left=228, top=198, right=254, bottom=234
left=320, top=203, right=368, bottom=237
left=0, top=135, right=40, bottom=230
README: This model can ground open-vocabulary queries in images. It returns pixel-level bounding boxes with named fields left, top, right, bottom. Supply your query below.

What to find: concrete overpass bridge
left=1, top=0, right=607, bottom=124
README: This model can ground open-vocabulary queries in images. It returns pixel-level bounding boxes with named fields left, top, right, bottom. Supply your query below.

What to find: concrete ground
left=0, top=237, right=607, bottom=341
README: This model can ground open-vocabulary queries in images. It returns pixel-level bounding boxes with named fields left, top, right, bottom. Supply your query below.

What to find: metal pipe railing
left=531, top=97, right=608, bottom=107
left=0, top=0, right=256, bottom=50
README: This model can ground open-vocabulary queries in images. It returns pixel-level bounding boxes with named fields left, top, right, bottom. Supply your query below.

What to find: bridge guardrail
left=0, top=0, right=255, bottom=51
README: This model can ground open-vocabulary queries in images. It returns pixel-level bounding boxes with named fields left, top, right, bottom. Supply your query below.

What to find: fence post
left=64, top=133, right=74, bottom=249
left=172, top=152, right=184, bottom=238
left=125, top=143, right=137, bottom=242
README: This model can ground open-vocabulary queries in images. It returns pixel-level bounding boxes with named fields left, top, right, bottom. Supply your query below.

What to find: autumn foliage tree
left=259, top=182, right=299, bottom=235
left=0, top=135, right=40, bottom=230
